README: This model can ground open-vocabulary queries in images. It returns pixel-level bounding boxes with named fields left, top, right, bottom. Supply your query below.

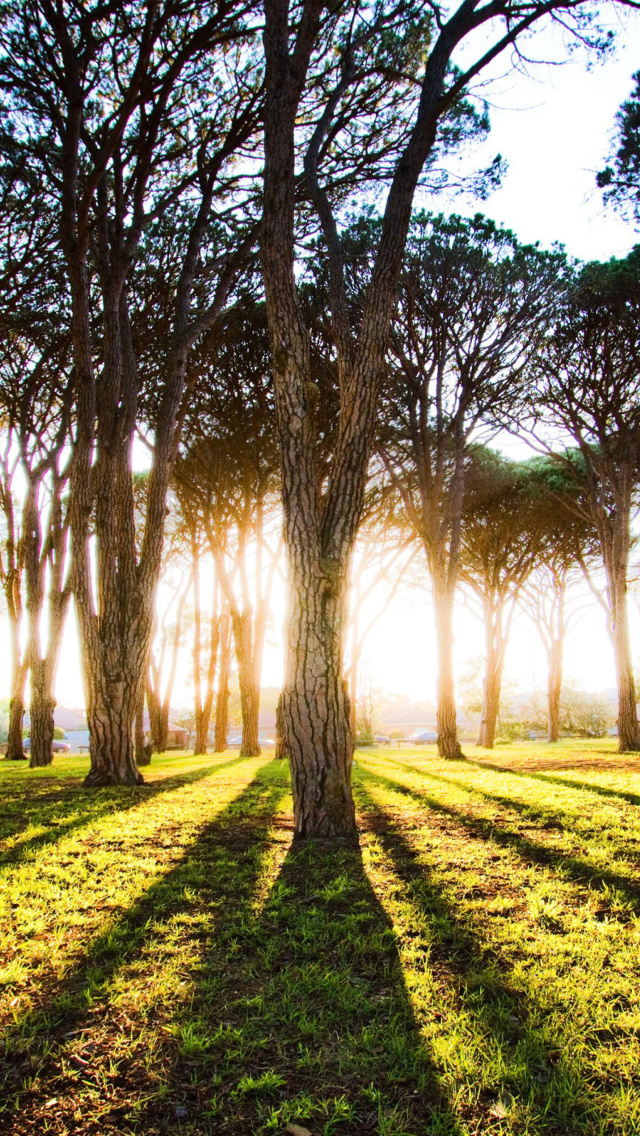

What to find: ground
left=0, top=741, right=639, bottom=1136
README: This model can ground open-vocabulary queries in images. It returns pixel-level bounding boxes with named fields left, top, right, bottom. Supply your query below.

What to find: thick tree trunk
left=547, top=637, right=563, bottom=744
left=432, top=577, right=463, bottom=759
left=214, top=612, right=232, bottom=752
left=84, top=667, right=144, bottom=786
left=6, top=662, right=27, bottom=761
left=28, top=660, right=55, bottom=768
left=282, top=559, right=356, bottom=841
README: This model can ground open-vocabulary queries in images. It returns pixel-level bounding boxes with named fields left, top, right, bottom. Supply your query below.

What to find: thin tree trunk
left=193, top=556, right=219, bottom=755
left=7, top=660, right=28, bottom=761
left=275, top=691, right=289, bottom=759
left=478, top=598, right=505, bottom=750
left=231, top=610, right=261, bottom=757
left=432, top=575, right=463, bottom=759
left=547, top=638, right=563, bottom=743
left=282, top=558, right=356, bottom=840
left=609, top=569, right=639, bottom=751
left=214, top=611, right=231, bottom=752
left=135, top=684, right=149, bottom=765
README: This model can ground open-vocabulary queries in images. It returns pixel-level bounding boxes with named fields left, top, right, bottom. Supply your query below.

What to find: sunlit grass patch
left=1, top=743, right=639, bottom=1134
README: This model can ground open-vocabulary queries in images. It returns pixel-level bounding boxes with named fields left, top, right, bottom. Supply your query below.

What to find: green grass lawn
left=1, top=741, right=639, bottom=1135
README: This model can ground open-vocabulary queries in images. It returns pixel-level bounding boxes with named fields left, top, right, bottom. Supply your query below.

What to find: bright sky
left=3, top=14, right=640, bottom=712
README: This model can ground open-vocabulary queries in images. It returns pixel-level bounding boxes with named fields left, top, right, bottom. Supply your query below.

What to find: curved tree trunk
left=432, top=576, right=463, bottom=759
left=214, top=612, right=232, bottom=752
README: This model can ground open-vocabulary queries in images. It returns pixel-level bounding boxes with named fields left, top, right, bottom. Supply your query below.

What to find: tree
left=175, top=301, right=281, bottom=758
left=379, top=212, right=560, bottom=759
left=597, top=71, right=640, bottom=223
left=460, top=452, right=548, bottom=749
left=518, top=457, right=599, bottom=743
left=260, top=0, right=614, bottom=838
left=345, top=506, right=417, bottom=739
left=0, top=152, right=71, bottom=765
left=531, top=255, right=640, bottom=751
left=0, top=1, right=262, bottom=784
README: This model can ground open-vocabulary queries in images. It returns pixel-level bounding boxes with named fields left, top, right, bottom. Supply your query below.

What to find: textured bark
left=282, top=557, right=356, bottom=840
left=214, top=612, right=232, bottom=752
left=28, top=660, right=55, bottom=768
left=6, top=664, right=27, bottom=761
left=275, top=692, right=289, bottom=759
left=432, top=576, right=463, bottom=759
left=260, top=0, right=516, bottom=835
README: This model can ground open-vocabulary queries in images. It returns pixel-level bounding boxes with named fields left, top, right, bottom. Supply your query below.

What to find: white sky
left=3, top=14, right=640, bottom=712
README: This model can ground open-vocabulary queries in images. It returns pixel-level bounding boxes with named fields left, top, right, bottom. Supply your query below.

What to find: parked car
left=23, top=738, right=71, bottom=753
left=408, top=730, right=437, bottom=743
left=227, top=736, right=243, bottom=747
left=374, top=734, right=391, bottom=745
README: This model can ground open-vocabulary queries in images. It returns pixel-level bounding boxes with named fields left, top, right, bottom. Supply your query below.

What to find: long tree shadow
left=354, top=777, right=629, bottom=1136
left=0, top=763, right=290, bottom=1133
left=466, top=757, right=640, bottom=809
left=382, top=755, right=628, bottom=835
left=151, top=834, right=465, bottom=1135
left=360, top=763, right=640, bottom=910
left=0, top=754, right=249, bottom=871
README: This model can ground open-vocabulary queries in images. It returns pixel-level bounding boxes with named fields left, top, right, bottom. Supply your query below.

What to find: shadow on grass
left=467, top=758, right=640, bottom=809
left=354, top=775, right=624, bottom=1136
left=155, top=837, right=464, bottom=1135
left=0, top=755, right=249, bottom=871
left=0, top=764, right=290, bottom=1134
left=360, top=762, right=640, bottom=910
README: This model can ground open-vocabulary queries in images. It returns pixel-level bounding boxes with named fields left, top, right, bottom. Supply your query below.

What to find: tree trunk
left=6, top=661, right=28, bottom=761
left=547, top=637, right=563, bottom=744
left=193, top=568, right=219, bottom=755
left=432, top=576, right=463, bottom=759
left=214, top=612, right=231, bottom=752
left=28, top=659, right=55, bottom=768
left=477, top=598, right=505, bottom=750
left=231, top=610, right=261, bottom=757
left=609, top=573, right=639, bottom=751
left=275, top=691, right=289, bottom=759
left=83, top=654, right=144, bottom=786
left=282, top=558, right=356, bottom=841
left=135, top=685, right=150, bottom=765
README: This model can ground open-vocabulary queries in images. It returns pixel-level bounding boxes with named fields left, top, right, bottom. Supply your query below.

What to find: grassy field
left=0, top=741, right=639, bottom=1136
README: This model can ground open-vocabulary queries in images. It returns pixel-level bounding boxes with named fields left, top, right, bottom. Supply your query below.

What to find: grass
left=0, top=740, right=639, bottom=1134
